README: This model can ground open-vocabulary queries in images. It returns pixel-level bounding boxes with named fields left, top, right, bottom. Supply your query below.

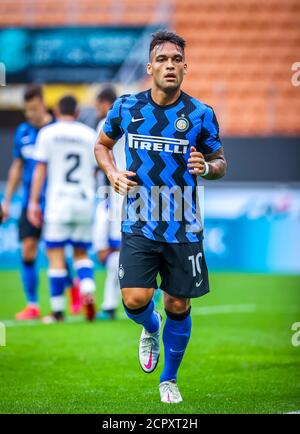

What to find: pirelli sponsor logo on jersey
left=128, top=133, right=189, bottom=154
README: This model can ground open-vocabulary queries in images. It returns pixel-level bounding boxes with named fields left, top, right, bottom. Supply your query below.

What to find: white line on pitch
left=1, top=316, right=83, bottom=328
left=192, top=304, right=257, bottom=315
left=1, top=304, right=257, bottom=328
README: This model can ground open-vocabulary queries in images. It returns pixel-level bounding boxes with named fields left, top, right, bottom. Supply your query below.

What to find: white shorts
left=44, top=221, right=92, bottom=250
left=93, top=195, right=122, bottom=252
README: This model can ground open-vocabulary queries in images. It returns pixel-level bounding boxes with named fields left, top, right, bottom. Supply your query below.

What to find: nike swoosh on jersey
left=196, top=279, right=203, bottom=288
left=131, top=117, right=145, bottom=123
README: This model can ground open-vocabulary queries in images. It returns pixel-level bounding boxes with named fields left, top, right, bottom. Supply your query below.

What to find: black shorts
left=18, top=208, right=42, bottom=241
left=119, top=233, right=210, bottom=299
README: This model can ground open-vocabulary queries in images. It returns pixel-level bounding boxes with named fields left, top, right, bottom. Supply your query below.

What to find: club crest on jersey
left=174, top=116, right=189, bottom=132
left=128, top=133, right=189, bottom=154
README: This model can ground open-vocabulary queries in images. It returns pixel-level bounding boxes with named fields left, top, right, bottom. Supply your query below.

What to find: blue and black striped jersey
left=103, top=89, right=222, bottom=243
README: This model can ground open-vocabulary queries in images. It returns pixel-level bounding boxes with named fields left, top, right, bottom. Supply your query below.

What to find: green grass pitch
left=0, top=270, right=299, bottom=414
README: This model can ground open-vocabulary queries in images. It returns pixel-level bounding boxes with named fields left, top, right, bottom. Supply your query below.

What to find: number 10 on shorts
left=188, top=253, right=203, bottom=287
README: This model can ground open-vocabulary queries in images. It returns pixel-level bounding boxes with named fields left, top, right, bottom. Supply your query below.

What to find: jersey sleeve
left=102, top=97, right=124, bottom=140
left=34, top=128, right=50, bottom=163
left=197, top=105, right=222, bottom=154
left=13, top=126, right=24, bottom=159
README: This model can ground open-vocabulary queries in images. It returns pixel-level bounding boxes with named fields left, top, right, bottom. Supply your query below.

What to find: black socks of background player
left=21, top=259, right=38, bottom=304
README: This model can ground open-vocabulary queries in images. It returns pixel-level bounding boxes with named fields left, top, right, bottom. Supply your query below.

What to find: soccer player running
left=94, top=31, right=227, bottom=403
left=28, top=96, right=98, bottom=322
left=1, top=86, right=54, bottom=320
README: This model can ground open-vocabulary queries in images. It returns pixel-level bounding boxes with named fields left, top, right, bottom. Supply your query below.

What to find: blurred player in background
left=93, top=194, right=122, bottom=320
left=95, top=30, right=227, bottom=403
left=1, top=86, right=54, bottom=320
left=28, top=95, right=97, bottom=322
left=94, top=87, right=119, bottom=192
left=93, top=86, right=124, bottom=320
left=95, top=86, right=118, bottom=133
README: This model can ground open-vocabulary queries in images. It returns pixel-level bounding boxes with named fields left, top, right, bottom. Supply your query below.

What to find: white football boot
left=139, top=312, right=162, bottom=373
left=159, top=380, right=183, bottom=404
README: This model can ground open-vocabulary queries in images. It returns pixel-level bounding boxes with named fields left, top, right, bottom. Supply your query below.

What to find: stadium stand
left=174, top=0, right=300, bottom=135
left=0, top=0, right=299, bottom=135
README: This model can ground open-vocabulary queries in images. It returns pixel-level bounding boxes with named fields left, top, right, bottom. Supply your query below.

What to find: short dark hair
left=96, top=86, right=117, bottom=104
left=58, top=95, right=77, bottom=116
left=149, top=30, right=186, bottom=59
left=24, top=85, right=43, bottom=102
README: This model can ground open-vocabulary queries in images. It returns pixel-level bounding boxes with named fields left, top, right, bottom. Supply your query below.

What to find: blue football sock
left=123, top=298, right=159, bottom=333
left=21, top=260, right=38, bottom=304
left=160, top=308, right=192, bottom=383
left=74, top=259, right=95, bottom=294
left=48, top=269, right=68, bottom=312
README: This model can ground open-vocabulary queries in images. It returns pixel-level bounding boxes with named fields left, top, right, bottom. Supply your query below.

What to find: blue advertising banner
left=203, top=186, right=300, bottom=274
left=0, top=26, right=154, bottom=83
left=204, top=217, right=300, bottom=273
